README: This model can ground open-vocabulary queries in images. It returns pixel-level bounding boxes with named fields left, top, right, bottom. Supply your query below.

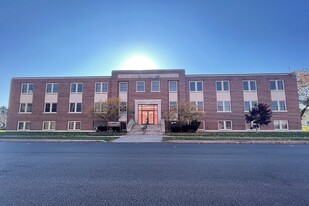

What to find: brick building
left=6, top=69, right=301, bottom=131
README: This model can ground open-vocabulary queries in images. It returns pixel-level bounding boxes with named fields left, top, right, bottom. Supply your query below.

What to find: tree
left=295, top=69, right=309, bottom=117
left=0, top=106, right=8, bottom=129
left=87, top=98, right=125, bottom=123
left=245, top=103, right=272, bottom=132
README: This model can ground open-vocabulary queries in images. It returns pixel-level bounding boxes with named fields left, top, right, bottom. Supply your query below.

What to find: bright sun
left=121, top=54, right=158, bottom=70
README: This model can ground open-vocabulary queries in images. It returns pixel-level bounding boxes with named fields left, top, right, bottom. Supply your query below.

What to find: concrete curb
left=165, top=140, right=309, bottom=144
left=0, top=139, right=107, bottom=143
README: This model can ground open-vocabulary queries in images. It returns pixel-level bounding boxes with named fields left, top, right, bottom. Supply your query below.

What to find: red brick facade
left=6, top=69, right=301, bottom=131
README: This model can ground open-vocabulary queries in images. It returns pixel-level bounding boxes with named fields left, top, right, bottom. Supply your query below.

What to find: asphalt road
left=1, top=142, right=309, bottom=206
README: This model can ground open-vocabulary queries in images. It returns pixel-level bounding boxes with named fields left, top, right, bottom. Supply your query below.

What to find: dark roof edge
left=11, top=76, right=111, bottom=80
left=186, top=73, right=293, bottom=77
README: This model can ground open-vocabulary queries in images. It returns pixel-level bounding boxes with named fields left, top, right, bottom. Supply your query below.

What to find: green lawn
left=163, top=132, right=309, bottom=141
left=0, top=132, right=121, bottom=142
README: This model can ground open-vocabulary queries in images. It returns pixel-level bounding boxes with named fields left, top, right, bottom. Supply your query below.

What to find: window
left=68, top=121, right=81, bottom=130
left=217, top=101, right=231, bottom=112
left=151, top=81, right=160, bottom=92
left=272, top=100, right=286, bottom=111
left=244, top=101, right=257, bottom=112
left=19, top=103, right=32, bottom=113
left=136, top=81, right=145, bottom=92
left=17, top=121, right=30, bottom=130
left=243, top=81, right=256, bottom=91
left=189, top=81, right=203, bottom=92
left=270, top=80, right=284, bottom=91
left=119, top=82, right=128, bottom=92
left=119, top=102, right=127, bottom=114
left=71, top=83, right=83, bottom=93
left=169, top=81, right=177, bottom=92
left=94, top=102, right=106, bottom=112
left=69, top=103, right=82, bottom=112
left=45, top=103, right=57, bottom=113
left=46, top=83, right=58, bottom=93
left=190, top=101, right=204, bottom=111
left=95, top=82, right=108, bottom=93
left=169, top=101, right=177, bottom=111
left=274, top=120, right=288, bottom=130
left=218, top=120, right=232, bottom=130
left=42, top=121, right=56, bottom=130
left=21, top=83, right=34, bottom=94
left=216, top=81, right=229, bottom=91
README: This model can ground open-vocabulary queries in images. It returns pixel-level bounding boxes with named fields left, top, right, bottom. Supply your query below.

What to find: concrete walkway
left=113, top=135, right=163, bottom=143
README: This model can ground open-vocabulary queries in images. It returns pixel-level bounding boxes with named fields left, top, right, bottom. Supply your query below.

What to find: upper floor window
left=71, top=83, right=83, bottom=93
left=95, top=82, right=108, bottom=93
left=169, top=101, right=177, bottom=111
left=136, top=81, right=145, bottom=92
left=119, top=82, right=128, bottom=92
left=190, top=81, right=203, bottom=92
left=119, top=102, right=127, bottom=114
left=19, top=103, right=32, bottom=113
left=45, top=103, right=57, bottom=113
left=243, top=81, right=256, bottom=91
left=46, top=83, right=58, bottom=93
left=244, top=101, right=257, bottom=112
left=21, top=83, right=34, bottom=94
left=217, top=101, right=231, bottom=112
left=190, top=101, right=204, bottom=111
left=151, top=81, right=160, bottom=92
left=270, top=80, right=284, bottom=91
left=69, top=102, right=82, bottom=113
left=169, top=81, right=177, bottom=92
left=272, top=100, right=286, bottom=111
left=17, top=121, right=30, bottom=130
left=216, top=81, right=229, bottom=91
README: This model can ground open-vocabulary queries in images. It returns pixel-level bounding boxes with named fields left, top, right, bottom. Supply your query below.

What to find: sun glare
left=121, top=54, right=158, bottom=70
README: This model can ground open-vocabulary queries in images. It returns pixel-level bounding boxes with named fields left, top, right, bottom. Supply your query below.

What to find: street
left=1, top=142, right=309, bottom=205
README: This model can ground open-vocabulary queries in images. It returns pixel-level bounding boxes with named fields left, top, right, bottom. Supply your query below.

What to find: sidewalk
left=113, top=135, right=163, bottom=143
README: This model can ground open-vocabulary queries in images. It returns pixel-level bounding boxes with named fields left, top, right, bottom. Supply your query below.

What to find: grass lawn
left=0, top=132, right=121, bottom=142
left=163, top=132, right=309, bottom=141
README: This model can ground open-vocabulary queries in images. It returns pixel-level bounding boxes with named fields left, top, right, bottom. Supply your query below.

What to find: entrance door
left=138, top=104, right=158, bottom=125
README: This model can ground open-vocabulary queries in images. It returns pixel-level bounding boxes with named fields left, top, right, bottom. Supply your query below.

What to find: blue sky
left=1, top=0, right=309, bottom=106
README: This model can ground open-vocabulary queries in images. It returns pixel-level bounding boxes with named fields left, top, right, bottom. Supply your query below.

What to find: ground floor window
left=218, top=120, right=232, bottom=130
left=68, top=121, right=81, bottom=130
left=43, top=121, right=56, bottom=130
left=274, top=120, right=288, bottom=130
left=17, top=121, right=30, bottom=130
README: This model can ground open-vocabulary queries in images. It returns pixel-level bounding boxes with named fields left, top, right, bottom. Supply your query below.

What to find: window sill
left=18, top=112, right=32, bottom=114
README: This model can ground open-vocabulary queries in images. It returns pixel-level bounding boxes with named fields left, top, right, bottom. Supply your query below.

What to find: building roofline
left=11, top=76, right=111, bottom=80
left=186, top=73, right=293, bottom=77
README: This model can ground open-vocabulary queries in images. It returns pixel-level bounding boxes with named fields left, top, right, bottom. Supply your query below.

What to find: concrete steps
left=128, top=124, right=163, bottom=135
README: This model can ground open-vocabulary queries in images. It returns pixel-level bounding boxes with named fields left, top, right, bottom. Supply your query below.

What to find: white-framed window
left=189, top=81, right=203, bottom=92
left=274, top=120, right=288, bottom=130
left=19, top=103, right=32, bottom=113
left=169, top=101, right=177, bottom=111
left=46, top=83, right=59, bottom=93
left=270, top=80, right=284, bottom=91
left=217, top=101, right=231, bottom=112
left=244, top=101, right=257, bottom=112
left=119, top=82, right=128, bottom=92
left=151, top=81, right=160, bottom=92
left=70, top=83, right=83, bottom=93
left=17, top=121, right=30, bottom=130
left=69, top=103, right=82, bottom=113
left=169, top=81, right=177, bottom=92
left=45, top=103, right=57, bottom=113
left=42, top=121, right=56, bottom=130
left=216, top=81, right=229, bottom=91
left=95, top=82, right=108, bottom=93
left=218, top=120, right=232, bottom=130
left=119, top=102, right=127, bottom=114
left=190, top=101, right=204, bottom=111
left=271, top=100, right=286, bottom=111
left=243, top=80, right=256, bottom=91
left=136, top=81, right=145, bottom=92
left=94, top=102, right=106, bottom=112
left=68, top=121, right=81, bottom=130
left=21, top=83, right=34, bottom=94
